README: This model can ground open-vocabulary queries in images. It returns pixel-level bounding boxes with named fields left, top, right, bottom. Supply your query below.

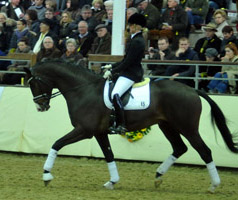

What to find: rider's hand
left=102, top=64, right=112, bottom=70
left=103, top=70, right=112, bottom=79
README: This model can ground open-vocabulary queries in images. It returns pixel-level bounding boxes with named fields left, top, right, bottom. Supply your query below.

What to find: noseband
left=27, top=76, right=61, bottom=104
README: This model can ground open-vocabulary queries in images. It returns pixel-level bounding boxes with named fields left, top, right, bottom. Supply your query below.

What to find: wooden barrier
left=0, top=53, right=37, bottom=67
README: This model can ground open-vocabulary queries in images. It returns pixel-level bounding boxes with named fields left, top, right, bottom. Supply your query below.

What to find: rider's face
left=129, top=24, right=136, bottom=34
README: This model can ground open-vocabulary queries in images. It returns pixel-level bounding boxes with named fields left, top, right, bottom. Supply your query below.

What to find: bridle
left=27, top=74, right=102, bottom=109
left=27, top=76, right=61, bottom=109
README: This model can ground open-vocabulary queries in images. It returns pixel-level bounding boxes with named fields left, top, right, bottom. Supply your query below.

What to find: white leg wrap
left=156, top=155, right=177, bottom=175
left=107, top=161, right=120, bottom=183
left=43, top=149, right=58, bottom=172
left=206, top=161, right=221, bottom=187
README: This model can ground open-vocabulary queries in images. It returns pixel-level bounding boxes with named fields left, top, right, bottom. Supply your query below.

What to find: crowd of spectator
left=0, top=0, right=237, bottom=93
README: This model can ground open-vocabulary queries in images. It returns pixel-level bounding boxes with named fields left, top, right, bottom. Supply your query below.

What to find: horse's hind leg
left=95, top=134, right=119, bottom=190
left=43, top=126, right=92, bottom=186
left=155, top=121, right=188, bottom=187
left=185, top=132, right=220, bottom=193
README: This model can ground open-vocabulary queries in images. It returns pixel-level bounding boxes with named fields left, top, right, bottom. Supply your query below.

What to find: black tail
left=196, top=90, right=238, bottom=153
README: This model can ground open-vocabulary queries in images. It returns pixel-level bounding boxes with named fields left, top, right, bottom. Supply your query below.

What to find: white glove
left=102, top=64, right=112, bottom=69
left=103, top=70, right=112, bottom=79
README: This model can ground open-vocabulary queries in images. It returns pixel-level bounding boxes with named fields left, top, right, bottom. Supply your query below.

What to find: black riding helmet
left=128, top=13, right=146, bottom=27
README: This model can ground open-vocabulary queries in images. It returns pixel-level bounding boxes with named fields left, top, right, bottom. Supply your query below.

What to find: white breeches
left=111, top=76, right=135, bottom=99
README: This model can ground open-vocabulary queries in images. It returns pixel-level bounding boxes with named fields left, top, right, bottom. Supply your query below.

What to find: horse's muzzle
left=35, top=103, right=50, bottom=112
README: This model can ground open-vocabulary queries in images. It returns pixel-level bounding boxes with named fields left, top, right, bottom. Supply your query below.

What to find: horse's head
left=24, top=68, right=53, bottom=112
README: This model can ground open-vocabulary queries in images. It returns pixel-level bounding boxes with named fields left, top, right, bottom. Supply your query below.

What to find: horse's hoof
left=154, top=177, right=163, bottom=188
left=207, top=184, right=218, bottom=194
left=43, top=172, right=54, bottom=186
left=44, top=180, right=51, bottom=187
left=103, top=181, right=115, bottom=190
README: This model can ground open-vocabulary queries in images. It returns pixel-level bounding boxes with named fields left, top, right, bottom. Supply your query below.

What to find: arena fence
left=88, top=54, right=238, bottom=91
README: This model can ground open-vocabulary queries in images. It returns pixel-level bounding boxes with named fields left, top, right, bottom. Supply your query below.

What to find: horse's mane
left=32, top=58, right=103, bottom=82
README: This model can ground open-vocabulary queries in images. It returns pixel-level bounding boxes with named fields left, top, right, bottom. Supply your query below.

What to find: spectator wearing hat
left=135, top=0, right=160, bottom=30
left=213, top=9, right=229, bottom=40
left=207, top=43, right=238, bottom=94
left=32, top=18, right=58, bottom=54
left=69, top=20, right=95, bottom=57
left=28, top=0, right=46, bottom=21
left=89, top=24, right=111, bottom=54
left=158, top=0, right=188, bottom=50
left=184, top=0, right=208, bottom=33
left=220, top=26, right=238, bottom=57
left=199, top=48, right=221, bottom=91
left=194, top=23, right=221, bottom=63
left=102, top=13, right=146, bottom=135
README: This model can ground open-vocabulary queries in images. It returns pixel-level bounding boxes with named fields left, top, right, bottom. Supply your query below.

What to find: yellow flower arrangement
left=121, top=127, right=151, bottom=142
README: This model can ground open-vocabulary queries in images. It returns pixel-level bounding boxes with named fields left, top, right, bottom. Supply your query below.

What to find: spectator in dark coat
left=219, top=26, right=238, bottom=57
left=0, top=12, right=15, bottom=53
left=33, top=18, right=58, bottom=54
left=69, top=20, right=94, bottom=57
left=58, top=11, right=74, bottom=49
left=64, top=0, right=81, bottom=21
left=148, top=36, right=176, bottom=76
left=1, top=38, right=32, bottom=85
left=158, top=0, right=188, bottom=50
left=24, top=9, right=40, bottom=34
left=9, top=19, right=36, bottom=50
left=61, top=38, right=85, bottom=66
left=44, top=8, right=60, bottom=36
left=72, top=4, right=98, bottom=34
left=91, top=0, right=106, bottom=23
left=1, top=0, right=25, bottom=20
left=194, top=23, right=221, bottom=63
left=165, top=37, right=199, bottom=86
left=89, top=24, right=111, bottom=54
left=199, top=48, right=221, bottom=91
left=36, top=36, right=62, bottom=62
left=135, top=0, right=160, bottom=30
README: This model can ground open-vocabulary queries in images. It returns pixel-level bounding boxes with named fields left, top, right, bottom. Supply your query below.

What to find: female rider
left=103, top=13, right=146, bottom=134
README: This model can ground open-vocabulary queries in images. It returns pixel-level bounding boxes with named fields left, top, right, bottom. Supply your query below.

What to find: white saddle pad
left=103, top=80, right=150, bottom=110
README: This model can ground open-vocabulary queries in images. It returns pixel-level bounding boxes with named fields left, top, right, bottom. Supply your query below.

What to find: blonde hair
left=92, top=0, right=104, bottom=7
left=0, top=12, right=7, bottom=20
left=60, top=11, right=73, bottom=25
left=213, top=9, right=227, bottom=19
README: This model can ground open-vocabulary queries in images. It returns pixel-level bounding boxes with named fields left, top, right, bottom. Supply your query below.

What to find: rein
left=28, top=75, right=102, bottom=100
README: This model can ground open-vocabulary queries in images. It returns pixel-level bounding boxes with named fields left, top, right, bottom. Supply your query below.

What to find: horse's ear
left=24, top=67, right=32, bottom=77
left=24, top=67, right=32, bottom=82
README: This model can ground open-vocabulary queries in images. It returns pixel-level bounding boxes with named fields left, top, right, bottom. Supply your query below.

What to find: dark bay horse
left=24, top=59, right=238, bottom=193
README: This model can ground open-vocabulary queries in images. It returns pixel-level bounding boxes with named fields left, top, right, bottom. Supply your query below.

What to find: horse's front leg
left=95, top=133, right=119, bottom=190
left=43, top=126, right=92, bottom=186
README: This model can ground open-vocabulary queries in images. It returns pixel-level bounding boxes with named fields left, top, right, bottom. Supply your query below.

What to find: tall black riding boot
left=109, top=94, right=127, bottom=135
